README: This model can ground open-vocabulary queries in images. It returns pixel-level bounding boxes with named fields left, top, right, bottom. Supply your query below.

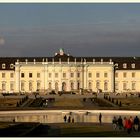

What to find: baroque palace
left=0, top=48, right=139, bottom=94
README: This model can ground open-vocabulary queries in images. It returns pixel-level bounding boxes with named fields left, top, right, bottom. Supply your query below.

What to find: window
left=123, top=83, right=127, bottom=90
left=10, top=64, right=14, bottom=69
left=2, top=64, right=5, bottom=69
left=96, top=73, right=100, bottom=78
left=88, top=73, right=92, bottom=78
left=70, top=82, right=74, bottom=90
left=29, top=82, right=32, bottom=91
left=131, top=63, right=135, bottom=69
left=29, top=73, right=32, bottom=78
left=2, top=73, right=5, bottom=78
left=104, top=73, right=108, bottom=78
left=10, top=82, right=14, bottom=91
left=115, top=82, right=118, bottom=90
left=132, top=82, right=136, bottom=90
left=21, top=82, right=25, bottom=91
left=55, top=82, right=58, bottom=90
left=123, top=72, right=127, bottom=78
left=49, top=73, right=51, bottom=78
left=37, top=73, right=40, bottom=78
left=96, top=81, right=100, bottom=89
left=48, top=82, right=52, bottom=89
left=88, top=82, right=92, bottom=89
left=2, top=82, right=6, bottom=91
left=55, top=73, right=58, bottom=78
left=10, top=73, right=14, bottom=78
left=132, top=72, right=135, bottom=78
left=123, top=63, right=127, bottom=69
left=37, top=82, right=41, bottom=90
left=104, top=81, right=108, bottom=91
left=21, top=73, right=24, bottom=78
left=77, top=82, right=80, bottom=90
left=77, top=73, right=80, bottom=78
left=115, top=72, right=118, bottom=78
left=63, top=73, right=66, bottom=78
left=70, top=73, right=74, bottom=78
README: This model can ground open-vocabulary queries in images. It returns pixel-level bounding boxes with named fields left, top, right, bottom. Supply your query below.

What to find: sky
left=0, top=3, right=140, bottom=57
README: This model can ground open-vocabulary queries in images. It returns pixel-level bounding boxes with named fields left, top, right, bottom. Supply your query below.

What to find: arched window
left=104, top=81, right=108, bottom=91
left=21, top=82, right=25, bottom=91
left=123, top=82, right=127, bottom=90
left=29, top=82, right=32, bottom=91
left=55, top=82, right=59, bottom=91
left=37, top=81, right=41, bottom=90
left=2, top=82, right=6, bottom=91
left=62, top=82, right=66, bottom=91
left=70, top=82, right=74, bottom=90
left=132, top=82, right=136, bottom=90
left=48, top=82, right=52, bottom=89
left=96, top=81, right=100, bottom=89
left=88, top=82, right=92, bottom=89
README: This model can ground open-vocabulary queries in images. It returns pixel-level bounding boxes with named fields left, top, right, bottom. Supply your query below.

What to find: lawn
left=47, top=123, right=140, bottom=137
left=115, top=98, right=140, bottom=109
left=53, top=98, right=84, bottom=107
left=0, top=98, right=21, bottom=107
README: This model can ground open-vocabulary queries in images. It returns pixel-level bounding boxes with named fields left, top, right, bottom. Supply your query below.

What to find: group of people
left=64, top=115, right=74, bottom=123
left=112, top=115, right=140, bottom=134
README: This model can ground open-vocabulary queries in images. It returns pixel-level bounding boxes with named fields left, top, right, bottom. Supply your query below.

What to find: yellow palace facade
left=0, top=49, right=139, bottom=94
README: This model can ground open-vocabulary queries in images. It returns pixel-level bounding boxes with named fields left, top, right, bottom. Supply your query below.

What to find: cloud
left=0, top=37, right=5, bottom=45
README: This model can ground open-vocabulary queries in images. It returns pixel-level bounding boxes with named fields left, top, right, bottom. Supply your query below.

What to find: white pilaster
left=59, top=66, right=62, bottom=91
left=111, top=65, right=114, bottom=92
left=15, top=64, right=20, bottom=93
left=84, top=66, right=87, bottom=89
left=67, top=66, right=71, bottom=91
left=52, top=66, right=55, bottom=90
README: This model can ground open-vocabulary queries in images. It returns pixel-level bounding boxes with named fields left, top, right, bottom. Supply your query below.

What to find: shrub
left=116, top=100, right=118, bottom=105
left=112, top=98, right=114, bottom=103
left=83, top=98, right=86, bottom=102
left=17, top=102, right=19, bottom=107
left=119, top=101, right=122, bottom=107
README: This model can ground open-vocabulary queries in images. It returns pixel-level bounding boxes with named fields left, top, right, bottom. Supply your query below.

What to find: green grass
left=47, top=123, right=140, bottom=137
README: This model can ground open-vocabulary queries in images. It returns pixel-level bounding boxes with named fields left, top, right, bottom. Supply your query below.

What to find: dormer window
left=131, top=63, right=135, bottom=69
left=123, top=63, right=127, bottom=69
left=10, top=64, right=14, bottom=69
left=2, top=64, right=5, bottom=69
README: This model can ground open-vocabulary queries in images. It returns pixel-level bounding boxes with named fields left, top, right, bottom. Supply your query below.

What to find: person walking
left=68, top=116, right=71, bottom=123
left=64, top=115, right=67, bottom=123
left=118, top=116, right=123, bottom=130
left=134, top=116, right=139, bottom=131
left=123, top=117, right=128, bottom=130
left=72, top=118, right=74, bottom=123
left=99, top=113, right=102, bottom=124
left=126, top=119, right=133, bottom=134
left=112, top=116, right=118, bottom=130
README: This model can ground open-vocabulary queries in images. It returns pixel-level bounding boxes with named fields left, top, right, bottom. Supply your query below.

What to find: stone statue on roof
left=59, top=48, right=64, bottom=56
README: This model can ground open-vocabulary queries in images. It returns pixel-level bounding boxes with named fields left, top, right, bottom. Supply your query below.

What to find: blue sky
left=0, top=4, right=140, bottom=56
